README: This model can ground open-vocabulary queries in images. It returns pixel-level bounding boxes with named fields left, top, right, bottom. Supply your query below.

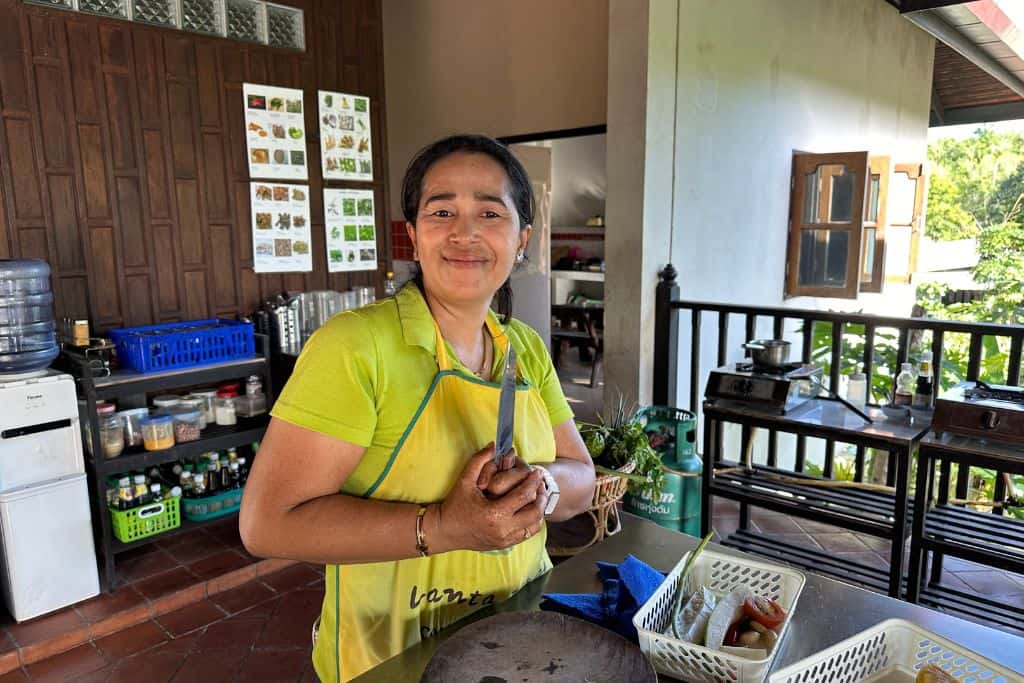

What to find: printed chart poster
left=324, top=188, right=377, bottom=272
left=251, top=182, right=312, bottom=273
left=318, top=91, right=372, bottom=181
left=244, top=84, right=308, bottom=181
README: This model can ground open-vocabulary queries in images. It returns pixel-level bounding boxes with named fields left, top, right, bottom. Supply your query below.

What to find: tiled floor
left=2, top=562, right=324, bottom=682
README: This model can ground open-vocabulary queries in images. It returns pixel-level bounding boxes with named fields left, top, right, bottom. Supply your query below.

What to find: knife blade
left=494, top=339, right=517, bottom=470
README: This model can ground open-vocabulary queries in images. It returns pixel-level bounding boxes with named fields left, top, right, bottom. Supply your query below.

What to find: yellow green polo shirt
left=271, top=283, right=574, bottom=495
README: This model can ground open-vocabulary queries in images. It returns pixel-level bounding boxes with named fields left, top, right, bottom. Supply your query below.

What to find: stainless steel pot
left=743, top=339, right=791, bottom=367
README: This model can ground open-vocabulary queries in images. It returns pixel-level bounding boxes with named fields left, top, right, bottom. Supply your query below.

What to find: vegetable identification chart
left=324, top=188, right=377, bottom=272
left=243, top=84, right=308, bottom=181
left=250, top=182, right=312, bottom=273
left=318, top=90, right=373, bottom=181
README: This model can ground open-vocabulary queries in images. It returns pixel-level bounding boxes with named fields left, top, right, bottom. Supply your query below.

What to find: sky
left=928, top=118, right=1024, bottom=141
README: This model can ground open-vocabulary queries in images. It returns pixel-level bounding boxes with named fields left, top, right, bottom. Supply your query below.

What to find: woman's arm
left=239, top=417, right=548, bottom=564
left=539, top=418, right=595, bottom=522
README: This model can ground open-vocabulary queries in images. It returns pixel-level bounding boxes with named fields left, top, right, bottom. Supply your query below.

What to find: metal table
left=702, top=398, right=929, bottom=597
left=352, top=514, right=1024, bottom=681
left=907, top=431, right=1024, bottom=635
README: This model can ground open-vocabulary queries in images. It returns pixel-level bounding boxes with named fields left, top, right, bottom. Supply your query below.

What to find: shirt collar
left=396, top=283, right=509, bottom=356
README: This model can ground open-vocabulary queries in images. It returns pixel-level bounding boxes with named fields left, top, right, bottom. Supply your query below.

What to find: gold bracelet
left=415, top=505, right=429, bottom=557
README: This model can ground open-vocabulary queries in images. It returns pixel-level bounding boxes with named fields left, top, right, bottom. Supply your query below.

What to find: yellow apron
left=313, top=316, right=556, bottom=682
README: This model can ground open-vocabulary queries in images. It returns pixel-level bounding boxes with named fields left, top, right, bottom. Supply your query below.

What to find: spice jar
left=99, top=412, right=124, bottom=460
left=177, top=398, right=207, bottom=429
left=187, top=390, right=217, bottom=424
left=236, top=375, right=267, bottom=418
left=141, top=415, right=174, bottom=451
left=117, top=407, right=150, bottom=448
left=214, top=390, right=237, bottom=426
left=172, top=411, right=202, bottom=443
left=152, top=395, right=182, bottom=413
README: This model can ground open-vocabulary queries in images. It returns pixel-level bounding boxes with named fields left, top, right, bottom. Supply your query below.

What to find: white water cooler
left=0, top=370, right=99, bottom=621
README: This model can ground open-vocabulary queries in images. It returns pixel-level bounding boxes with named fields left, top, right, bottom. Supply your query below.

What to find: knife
left=494, top=339, right=517, bottom=471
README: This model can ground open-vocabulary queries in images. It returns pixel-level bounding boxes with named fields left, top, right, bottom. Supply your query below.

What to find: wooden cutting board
left=420, top=611, right=657, bottom=683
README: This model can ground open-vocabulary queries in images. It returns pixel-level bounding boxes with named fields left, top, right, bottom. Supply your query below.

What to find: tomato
left=743, top=596, right=786, bottom=630
left=724, top=621, right=742, bottom=647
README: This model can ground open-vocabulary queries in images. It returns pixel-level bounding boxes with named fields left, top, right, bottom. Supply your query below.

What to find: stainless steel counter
left=352, top=514, right=1024, bottom=681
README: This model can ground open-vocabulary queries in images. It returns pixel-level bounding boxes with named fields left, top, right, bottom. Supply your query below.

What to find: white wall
left=381, top=0, right=608, bottom=220
left=550, top=134, right=607, bottom=227
left=670, top=0, right=934, bottom=311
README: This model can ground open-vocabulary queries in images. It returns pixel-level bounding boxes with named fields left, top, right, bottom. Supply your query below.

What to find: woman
left=240, top=134, right=596, bottom=682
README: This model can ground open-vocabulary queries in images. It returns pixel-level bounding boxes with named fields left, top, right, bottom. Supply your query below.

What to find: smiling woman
left=239, top=134, right=596, bottom=682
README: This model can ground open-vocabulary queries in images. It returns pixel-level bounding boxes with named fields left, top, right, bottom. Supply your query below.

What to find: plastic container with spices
left=172, top=411, right=202, bottom=443
left=236, top=375, right=267, bottom=418
left=187, top=390, right=217, bottom=424
left=214, top=389, right=237, bottom=426
left=117, top=407, right=150, bottom=448
left=141, top=415, right=174, bottom=451
left=152, top=395, right=182, bottom=413
left=177, top=398, right=207, bottom=429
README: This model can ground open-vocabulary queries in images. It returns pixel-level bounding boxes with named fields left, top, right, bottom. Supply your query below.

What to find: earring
left=515, top=251, right=524, bottom=263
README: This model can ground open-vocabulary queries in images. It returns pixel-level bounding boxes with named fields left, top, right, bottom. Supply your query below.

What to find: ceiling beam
left=899, top=0, right=969, bottom=13
left=932, top=100, right=1024, bottom=126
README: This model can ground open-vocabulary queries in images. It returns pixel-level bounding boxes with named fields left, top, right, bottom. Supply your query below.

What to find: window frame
left=859, top=155, right=890, bottom=293
left=784, top=151, right=870, bottom=300
left=885, top=162, right=926, bottom=284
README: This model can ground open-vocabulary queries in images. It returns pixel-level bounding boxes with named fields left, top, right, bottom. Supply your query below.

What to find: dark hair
left=400, top=134, right=534, bottom=321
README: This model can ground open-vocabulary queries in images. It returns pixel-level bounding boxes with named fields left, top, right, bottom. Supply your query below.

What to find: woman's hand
left=430, top=443, right=548, bottom=553
left=476, top=449, right=534, bottom=498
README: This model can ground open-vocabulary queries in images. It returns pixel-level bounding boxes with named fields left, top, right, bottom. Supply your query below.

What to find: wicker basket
left=547, top=460, right=635, bottom=557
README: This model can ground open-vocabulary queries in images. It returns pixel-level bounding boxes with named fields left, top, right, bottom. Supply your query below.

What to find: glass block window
left=132, top=0, right=175, bottom=26
left=25, top=0, right=74, bottom=8
left=267, top=3, right=303, bottom=50
left=182, top=0, right=221, bottom=35
left=226, top=0, right=263, bottom=43
left=79, top=0, right=127, bottom=16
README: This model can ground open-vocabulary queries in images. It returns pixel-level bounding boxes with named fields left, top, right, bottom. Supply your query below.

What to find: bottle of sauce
left=893, top=363, right=916, bottom=407
left=913, top=351, right=934, bottom=409
left=384, top=271, right=397, bottom=297
left=117, top=477, right=134, bottom=511
left=133, top=474, right=151, bottom=506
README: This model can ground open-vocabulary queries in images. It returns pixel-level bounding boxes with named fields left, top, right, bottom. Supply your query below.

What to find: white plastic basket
left=633, top=549, right=806, bottom=683
left=768, top=619, right=1021, bottom=683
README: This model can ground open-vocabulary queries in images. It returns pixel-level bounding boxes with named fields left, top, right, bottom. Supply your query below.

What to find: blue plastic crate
left=110, top=319, right=255, bottom=373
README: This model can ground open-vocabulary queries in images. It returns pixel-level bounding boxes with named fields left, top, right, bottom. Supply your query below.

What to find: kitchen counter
left=352, top=514, right=1024, bottom=681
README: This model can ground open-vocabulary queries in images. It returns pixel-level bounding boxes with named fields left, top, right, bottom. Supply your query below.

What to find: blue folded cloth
left=542, top=554, right=666, bottom=641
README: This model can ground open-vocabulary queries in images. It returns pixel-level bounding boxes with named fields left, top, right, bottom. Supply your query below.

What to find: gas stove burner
left=964, top=380, right=1024, bottom=404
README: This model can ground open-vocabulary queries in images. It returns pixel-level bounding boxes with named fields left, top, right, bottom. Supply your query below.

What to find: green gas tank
left=623, top=406, right=701, bottom=537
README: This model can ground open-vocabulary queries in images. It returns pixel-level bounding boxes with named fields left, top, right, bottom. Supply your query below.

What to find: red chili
left=743, top=596, right=786, bottom=630
left=724, top=622, right=742, bottom=647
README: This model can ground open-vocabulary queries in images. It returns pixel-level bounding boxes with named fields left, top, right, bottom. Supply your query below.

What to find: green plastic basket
left=182, top=487, right=244, bottom=522
left=109, top=496, right=181, bottom=543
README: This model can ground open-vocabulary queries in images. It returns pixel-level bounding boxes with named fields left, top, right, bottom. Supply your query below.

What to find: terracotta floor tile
left=953, top=569, right=1024, bottom=597
left=155, top=601, right=225, bottom=638
left=766, top=533, right=823, bottom=551
left=186, top=550, right=252, bottom=582
left=169, top=648, right=246, bottom=682
left=75, top=586, right=147, bottom=625
left=87, top=604, right=152, bottom=641
left=254, top=558, right=297, bottom=578
left=711, top=516, right=739, bottom=541
left=255, top=590, right=323, bottom=651
left=150, top=631, right=203, bottom=657
left=750, top=514, right=804, bottom=534
left=0, top=632, right=15, bottom=655
left=210, top=580, right=277, bottom=616
left=133, top=567, right=199, bottom=601
left=118, top=548, right=180, bottom=583
left=814, top=533, right=871, bottom=553
left=231, top=596, right=281, bottom=620
left=831, top=551, right=889, bottom=568
left=95, top=620, right=168, bottom=659
left=0, top=669, right=27, bottom=682
left=262, top=564, right=322, bottom=594
left=6, top=607, right=87, bottom=648
left=235, top=647, right=310, bottom=682
left=196, top=617, right=265, bottom=651
left=161, top=533, right=232, bottom=566
left=26, top=643, right=108, bottom=683
left=66, top=666, right=113, bottom=682
left=206, top=565, right=258, bottom=597
left=856, top=534, right=891, bottom=553
left=0, top=651, right=18, bottom=677
left=117, top=543, right=167, bottom=564
left=793, top=518, right=840, bottom=534
left=107, top=650, right=183, bottom=683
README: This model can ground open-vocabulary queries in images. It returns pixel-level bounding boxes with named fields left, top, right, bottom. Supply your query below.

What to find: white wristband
left=532, top=465, right=560, bottom=516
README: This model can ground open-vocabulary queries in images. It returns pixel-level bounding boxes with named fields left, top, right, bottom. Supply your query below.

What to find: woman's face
left=407, top=151, right=531, bottom=308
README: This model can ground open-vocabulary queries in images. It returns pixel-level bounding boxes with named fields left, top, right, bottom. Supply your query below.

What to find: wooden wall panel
left=78, top=124, right=111, bottom=220
left=0, top=0, right=390, bottom=328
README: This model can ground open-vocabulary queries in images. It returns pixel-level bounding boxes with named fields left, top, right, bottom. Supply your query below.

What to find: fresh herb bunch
left=578, top=395, right=666, bottom=500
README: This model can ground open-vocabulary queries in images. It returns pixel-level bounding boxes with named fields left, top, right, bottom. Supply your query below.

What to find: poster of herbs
left=324, top=188, right=377, bottom=273
left=318, top=90, right=373, bottom=181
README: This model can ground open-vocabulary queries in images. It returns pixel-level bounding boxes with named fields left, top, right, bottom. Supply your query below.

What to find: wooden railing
left=652, top=263, right=1024, bottom=510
